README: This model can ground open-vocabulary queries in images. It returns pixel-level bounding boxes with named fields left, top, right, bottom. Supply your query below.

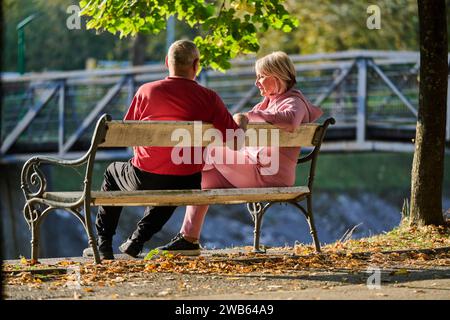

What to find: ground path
left=3, top=247, right=450, bottom=300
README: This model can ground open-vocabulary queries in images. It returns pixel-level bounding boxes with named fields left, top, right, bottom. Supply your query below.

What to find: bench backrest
left=96, top=117, right=331, bottom=148
left=86, top=114, right=334, bottom=191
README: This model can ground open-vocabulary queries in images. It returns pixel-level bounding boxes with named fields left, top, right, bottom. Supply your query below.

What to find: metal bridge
left=1, top=50, right=450, bottom=163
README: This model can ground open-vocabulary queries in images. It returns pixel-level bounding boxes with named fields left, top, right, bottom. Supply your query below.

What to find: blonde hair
left=167, top=40, right=199, bottom=68
left=255, top=51, right=297, bottom=93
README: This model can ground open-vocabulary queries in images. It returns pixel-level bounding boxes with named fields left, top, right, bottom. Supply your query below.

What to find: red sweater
left=124, top=76, right=239, bottom=175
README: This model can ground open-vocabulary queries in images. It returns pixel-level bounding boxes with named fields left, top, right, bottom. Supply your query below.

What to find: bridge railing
left=1, top=50, right=449, bottom=162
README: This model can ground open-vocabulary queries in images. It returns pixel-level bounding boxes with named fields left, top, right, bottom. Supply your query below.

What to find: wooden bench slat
left=43, top=186, right=310, bottom=206
left=99, top=121, right=320, bottom=147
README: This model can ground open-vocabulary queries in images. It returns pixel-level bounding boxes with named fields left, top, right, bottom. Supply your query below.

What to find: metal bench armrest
left=21, top=114, right=110, bottom=200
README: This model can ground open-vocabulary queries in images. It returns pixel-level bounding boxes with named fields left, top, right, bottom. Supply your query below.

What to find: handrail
left=4, top=50, right=449, bottom=83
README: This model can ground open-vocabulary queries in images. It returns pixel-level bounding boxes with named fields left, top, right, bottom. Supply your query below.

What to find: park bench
left=21, top=113, right=335, bottom=264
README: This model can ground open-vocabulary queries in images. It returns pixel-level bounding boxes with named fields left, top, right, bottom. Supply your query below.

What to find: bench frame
left=21, top=114, right=335, bottom=264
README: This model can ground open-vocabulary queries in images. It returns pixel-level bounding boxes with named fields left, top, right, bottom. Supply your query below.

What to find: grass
left=293, top=219, right=450, bottom=256
left=296, top=152, right=450, bottom=193
left=340, top=223, right=449, bottom=250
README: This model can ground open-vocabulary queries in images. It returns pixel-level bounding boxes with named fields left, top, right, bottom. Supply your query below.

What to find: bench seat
left=43, top=186, right=310, bottom=207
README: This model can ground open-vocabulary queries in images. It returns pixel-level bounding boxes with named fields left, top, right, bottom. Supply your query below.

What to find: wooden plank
left=43, top=186, right=310, bottom=206
left=100, top=121, right=320, bottom=148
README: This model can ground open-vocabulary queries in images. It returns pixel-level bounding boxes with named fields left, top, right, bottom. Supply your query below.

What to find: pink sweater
left=245, top=88, right=323, bottom=186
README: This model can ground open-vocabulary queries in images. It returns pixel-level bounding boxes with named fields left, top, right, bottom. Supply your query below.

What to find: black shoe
left=82, top=247, right=115, bottom=260
left=119, top=238, right=143, bottom=258
left=157, top=233, right=201, bottom=256
left=82, top=237, right=114, bottom=260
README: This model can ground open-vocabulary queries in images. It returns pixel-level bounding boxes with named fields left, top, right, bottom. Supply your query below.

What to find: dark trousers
left=95, top=160, right=201, bottom=244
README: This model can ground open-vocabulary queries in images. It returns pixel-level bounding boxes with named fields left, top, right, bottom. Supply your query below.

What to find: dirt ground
left=3, top=248, right=450, bottom=301
left=4, top=268, right=450, bottom=301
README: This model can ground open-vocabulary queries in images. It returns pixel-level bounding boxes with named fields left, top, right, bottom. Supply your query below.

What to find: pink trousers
left=180, top=147, right=291, bottom=240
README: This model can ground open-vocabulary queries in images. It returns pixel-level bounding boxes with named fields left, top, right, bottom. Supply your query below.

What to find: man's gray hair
left=167, top=40, right=200, bottom=68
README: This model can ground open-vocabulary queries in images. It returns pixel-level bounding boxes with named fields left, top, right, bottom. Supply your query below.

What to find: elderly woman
left=159, top=51, right=323, bottom=255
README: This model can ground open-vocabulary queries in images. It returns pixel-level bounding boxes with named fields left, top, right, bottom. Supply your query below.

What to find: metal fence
left=1, top=50, right=449, bottom=162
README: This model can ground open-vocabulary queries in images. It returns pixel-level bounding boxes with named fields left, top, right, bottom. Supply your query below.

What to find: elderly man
left=83, top=40, right=244, bottom=260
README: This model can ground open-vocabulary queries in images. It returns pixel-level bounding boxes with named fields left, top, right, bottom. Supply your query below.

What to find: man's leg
left=90, top=161, right=141, bottom=259
left=130, top=206, right=177, bottom=244
left=119, top=170, right=202, bottom=257
left=95, top=161, right=141, bottom=236
left=119, top=206, right=178, bottom=258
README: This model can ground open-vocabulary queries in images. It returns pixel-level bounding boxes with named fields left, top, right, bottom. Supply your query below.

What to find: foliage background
left=3, top=0, right=450, bottom=73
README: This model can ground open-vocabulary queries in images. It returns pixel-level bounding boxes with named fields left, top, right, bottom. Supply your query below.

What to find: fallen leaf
left=157, top=290, right=171, bottom=297
left=267, top=285, right=283, bottom=289
left=390, top=269, right=410, bottom=276
left=113, top=276, right=125, bottom=282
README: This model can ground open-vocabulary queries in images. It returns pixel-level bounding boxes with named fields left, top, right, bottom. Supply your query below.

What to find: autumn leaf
left=20, top=256, right=28, bottom=265
left=390, top=269, right=410, bottom=276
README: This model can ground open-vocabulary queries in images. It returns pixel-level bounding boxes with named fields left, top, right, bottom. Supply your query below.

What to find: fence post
left=356, top=58, right=368, bottom=145
left=199, top=70, right=208, bottom=87
left=446, top=74, right=450, bottom=142
left=58, top=81, right=65, bottom=156
left=127, top=75, right=135, bottom=108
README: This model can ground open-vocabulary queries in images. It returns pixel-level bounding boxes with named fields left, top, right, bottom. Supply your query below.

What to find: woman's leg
left=180, top=205, right=209, bottom=241
left=180, top=167, right=234, bottom=240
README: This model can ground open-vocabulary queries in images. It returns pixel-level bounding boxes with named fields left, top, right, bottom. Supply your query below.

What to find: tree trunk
left=131, top=33, right=148, bottom=66
left=410, top=0, right=448, bottom=226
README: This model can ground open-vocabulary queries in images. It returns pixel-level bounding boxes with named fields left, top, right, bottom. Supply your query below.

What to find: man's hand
left=233, top=113, right=249, bottom=131
left=229, top=113, right=249, bottom=151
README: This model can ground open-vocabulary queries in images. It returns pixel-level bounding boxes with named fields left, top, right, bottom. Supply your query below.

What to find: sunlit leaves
left=4, top=222, right=450, bottom=298
left=257, top=0, right=424, bottom=56
left=4, top=222, right=450, bottom=292
left=78, top=0, right=298, bottom=71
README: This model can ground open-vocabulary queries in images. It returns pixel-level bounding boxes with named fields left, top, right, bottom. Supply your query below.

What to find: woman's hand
left=233, top=113, right=249, bottom=130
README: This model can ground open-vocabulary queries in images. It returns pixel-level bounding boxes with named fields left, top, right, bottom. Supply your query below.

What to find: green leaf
left=282, top=24, right=292, bottom=32
left=144, top=249, right=161, bottom=260
left=78, top=0, right=297, bottom=71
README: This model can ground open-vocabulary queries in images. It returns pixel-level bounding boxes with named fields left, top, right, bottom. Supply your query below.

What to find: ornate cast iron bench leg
left=306, top=195, right=321, bottom=252
left=290, top=197, right=321, bottom=253
left=31, top=222, right=40, bottom=262
left=30, top=213, right=40, bottom=262
left=24, top=202, right=41, bottom=262
left=247, top=202, right=267, bottom=253
left=83, top=201, right=101, bottom=264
